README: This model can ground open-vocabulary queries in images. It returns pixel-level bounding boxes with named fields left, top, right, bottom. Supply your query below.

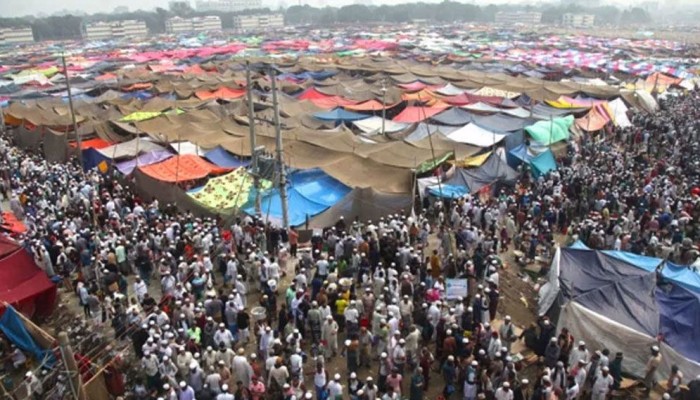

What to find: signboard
left=445, top=278, right=468, bottom=300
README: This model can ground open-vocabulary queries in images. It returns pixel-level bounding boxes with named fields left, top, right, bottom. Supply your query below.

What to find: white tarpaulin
left=170, top=141, right=205, bottom=156
left=352, top=117, right=410, bottom=135
left=558, top=301, right=700, bottom=380
left=435, top=83, right=465, bottom=96
left=608, top=98, right=632, bottom=129
left=97, top=137, right=165, bottom=159
left=447, top=124, right=507, bottom=147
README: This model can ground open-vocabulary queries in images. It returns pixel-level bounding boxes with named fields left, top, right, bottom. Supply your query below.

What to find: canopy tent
left=188, top=168, right=271, bottom=211
left=538, top=245, right=700, bottom=379
left=530, top=149, right=557, bottom=178
left=431, top=107, right=475, bottom=126
left=204, top=146, right=250, bottom=169
left=96, top=137, right=165, bottom=159
left=525, top=115, right=573, bottom=145
left=447, top=124, right=508, bottom=147
left=352, top=117, right=410, bottom=135
left=393, top=106, right=447, bottom=123
left=115, top=150, right=173, bottom=176
left=170, top=141, right=206, bottom=156
left=608, top=98, right=632, bottom=128
left=138, top=154, right=231, bottom=183
left=312, top=108, right=370, bottom=123
left=308, top=187, right=412, bottom=228
left=244, top=168, right=351, bottom=226
left=445, top=153, right=518, bottom=193
left=0, top=239, right=57, bottom=318
left=661, top=263, right=700, bottom=294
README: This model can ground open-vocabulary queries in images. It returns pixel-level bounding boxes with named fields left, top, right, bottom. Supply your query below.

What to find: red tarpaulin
left=0, top=239, right=57, bottom=318
left=392, top=106, right=447, bottom=123
left=344, top=100, right=400, bottom=112
left=195, top=87, right=246, bottom=100
left=1, top=212, right=26, bottom=235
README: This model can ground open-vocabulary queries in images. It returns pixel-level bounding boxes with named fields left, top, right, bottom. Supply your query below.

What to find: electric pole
left=269, top=66, right=289, bottom=229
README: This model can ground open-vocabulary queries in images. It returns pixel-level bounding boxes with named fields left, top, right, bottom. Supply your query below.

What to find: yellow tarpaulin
left=188, top=168, right=272, bottom=210
left=451, top=151, right=492, bottom=168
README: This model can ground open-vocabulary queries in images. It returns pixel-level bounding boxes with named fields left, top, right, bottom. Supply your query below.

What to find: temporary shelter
left=0, top=237, right=57, bottom=318
left=444, top=153, right=518, bottom=193
left=308, top=187, right=412, bottom=228
left=538, top=244, right=700, bottom=379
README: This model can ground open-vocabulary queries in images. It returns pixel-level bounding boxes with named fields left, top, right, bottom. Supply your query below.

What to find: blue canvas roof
left=662, top=263, right=700, bottom=293
left=657, top=284, right=700, bottom=363
left=204, top=146, right=250, bottom=169
left=313, top=108, right=369, bottom=122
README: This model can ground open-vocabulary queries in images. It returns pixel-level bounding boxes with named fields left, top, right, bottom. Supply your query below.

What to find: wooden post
left=58, top=332, right=87, bottom=400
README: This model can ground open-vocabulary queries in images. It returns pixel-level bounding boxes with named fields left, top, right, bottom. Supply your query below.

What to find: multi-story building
left=0, top=27, right=34, bottom=45
left=494, top=11, right=542, bottom=25
left=233, top=14, right=284, bottom=31
left=84, top=20, right=148, bottom=41
left=562, top=13, right=596, bottom=28
left=196, top=0, right=262, bottom=12
left=166, top=16, right=223, bottom=33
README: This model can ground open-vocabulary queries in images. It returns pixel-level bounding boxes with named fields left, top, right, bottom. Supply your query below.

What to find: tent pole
left=416, top=92, right=443, bottom=199
left=61, top=52, right=83, bottom=169
left=246, top=61, right=261, bottom=215
left=270, top=66, right=289, bottom=230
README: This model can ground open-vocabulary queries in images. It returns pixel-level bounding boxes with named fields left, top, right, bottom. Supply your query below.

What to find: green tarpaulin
left=525, top=115, right=574, bottom=145
left=416, top=151, right=453, bottom=174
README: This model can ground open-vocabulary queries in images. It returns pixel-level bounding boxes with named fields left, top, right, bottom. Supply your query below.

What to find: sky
left=0, top=0, right=683, bottom=18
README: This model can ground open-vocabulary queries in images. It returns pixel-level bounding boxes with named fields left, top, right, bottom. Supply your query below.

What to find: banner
left=445, top=279, right=468, bottom=300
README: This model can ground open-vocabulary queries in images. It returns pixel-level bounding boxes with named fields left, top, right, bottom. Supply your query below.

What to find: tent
left=204, top=146, right=250, bottom=169
left=313, top=108, right=370, bottom=123
left=138, top=154, right=231, bottom=183
left=445, top=153, right=518, bottom=193
left=431, top=107, right=475, bottom=126
left=447, top=124, right=508, bottom=147
left=244, top=169, right=351, bottom=226
left=115, top=150, right=173, bottom=176
left=393, top=106, right=447, bottom=123
left=188, top=168, right=271, bottom=211
left=0, top=237, right=57, bottom=318
left=530, top=149, right=557, bottom=178
left=538, top=245, right=700, bottom=380
left=352, top=117, right=410, bottom=135
left=525, top=115, right=573, bottom=145
left=308, top=187, right=412, bottom=228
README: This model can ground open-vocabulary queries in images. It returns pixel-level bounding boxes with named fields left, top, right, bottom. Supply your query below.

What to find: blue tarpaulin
left=313, top=108, right=370, bottom=122
left=0, top=306, right=55, bottom=366
left=244, top=169, right=351, bottom=226
left=662, top=263, right=700, bottom=294
left=531, top=149, right=557, bottom=178
left=204, top=146, right=250, bottom=169
left=428, top=184, right=469, bottom=198
left=657, top=284, right=700, bottom=363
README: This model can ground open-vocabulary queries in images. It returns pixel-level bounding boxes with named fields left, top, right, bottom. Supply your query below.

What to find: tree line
left=0, top=2, right=652, bottom=42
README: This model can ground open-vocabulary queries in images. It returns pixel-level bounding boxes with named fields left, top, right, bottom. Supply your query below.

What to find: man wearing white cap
left=591, top=366, right=614, bottom=400
left=321, top=316, right=339, bottom=358
left=216, top=383, right=235, bottom=400
left=499, top=316, right=517, bottom=353
left=644, top=345, right=662, bottom=393
left=464, top=361, right=478, bottom=400
left=494, top=382, right=513, bottom=400
left=328, top=374, right=344, bottom=400
left=179, top=381, right=195, bottom=400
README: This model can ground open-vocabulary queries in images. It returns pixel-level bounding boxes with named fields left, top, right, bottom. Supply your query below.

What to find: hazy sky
left=0, top=0, right=675, bottom=18
left=2, top=0, right=505, bottom=18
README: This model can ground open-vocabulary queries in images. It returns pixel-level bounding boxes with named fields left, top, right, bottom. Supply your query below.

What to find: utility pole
left=381, top=78, right=387, bottom=137
left=61, top=52, right=83, bottom=168
left=58, top=332, right=87, bottom=400
left=269, top=66, right=289, bottom=229
left=246, top=61, right=261, bottom=214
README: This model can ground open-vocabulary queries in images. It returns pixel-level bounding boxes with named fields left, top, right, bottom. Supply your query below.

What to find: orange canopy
left=139, top=154, right=231, bottom=183
left=69, top=138, right=111, bottom=150
left=195, top=87, right=246, bottom=100
left=575, top=105, right=611, bottom=132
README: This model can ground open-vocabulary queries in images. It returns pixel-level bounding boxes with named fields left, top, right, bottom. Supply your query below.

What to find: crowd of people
left=0, top=89, right=700, bottom=400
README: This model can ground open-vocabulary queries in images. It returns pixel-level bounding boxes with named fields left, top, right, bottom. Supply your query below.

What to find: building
left=196, top=0, right=262, bottom=12
left=562, top=13, right=596, bottom=28
left=0, top=27, right=34, bottom=45
left=233, top=14, right=284, bottom=31
left=166, top=16, right=222, bottom=33
left=494, top=11, right=542, bottom=25
left=84, top=20, right=148, bottom=41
